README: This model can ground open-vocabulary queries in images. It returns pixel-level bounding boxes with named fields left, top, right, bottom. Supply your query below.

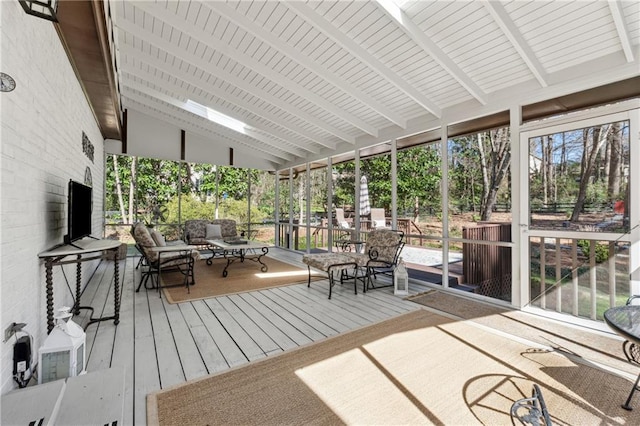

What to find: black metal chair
left=510, top=383, right=552, bottom=425
left=131, top=223, right=197, bottom=296
left=621, top=295, right=640, bottom=410
left=342, top=229, right=404, bottom=292
left=133, top=241, right=196, bottom=294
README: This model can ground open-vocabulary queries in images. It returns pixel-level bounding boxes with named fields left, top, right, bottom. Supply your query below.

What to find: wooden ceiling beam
left=55, top=0, right=121, bottom=140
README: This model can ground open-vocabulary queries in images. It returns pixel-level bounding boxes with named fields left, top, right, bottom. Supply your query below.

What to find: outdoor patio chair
left=370, top=208, right=389, bottom=229
left=510, top=383, right=552, bottom=425
left=335, top=208, right=352, bottom=229
left=342, top=228, right=404, bottom=292
left=131, top=223, right=199, bottom=295
left=334, top=207, right=357, bottom=241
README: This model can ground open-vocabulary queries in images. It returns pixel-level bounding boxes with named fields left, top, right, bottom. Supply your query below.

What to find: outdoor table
left=207, top=239, right=270, bottom=277
left=604, top=305, right=640, bottom=409
left=605, top=305, right=640, bottom=345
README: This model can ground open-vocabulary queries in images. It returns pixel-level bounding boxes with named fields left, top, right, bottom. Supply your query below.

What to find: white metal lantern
left=394, top=257, right=409, bottom=296
left=38, top=307, right=86, bottom=384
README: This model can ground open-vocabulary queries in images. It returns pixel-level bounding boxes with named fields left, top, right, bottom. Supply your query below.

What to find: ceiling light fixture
left=18, top=0, right=58, bottom=22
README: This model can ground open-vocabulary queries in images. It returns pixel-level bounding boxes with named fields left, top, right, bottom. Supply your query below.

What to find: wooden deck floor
left=79, top=248, right=431, bottom=426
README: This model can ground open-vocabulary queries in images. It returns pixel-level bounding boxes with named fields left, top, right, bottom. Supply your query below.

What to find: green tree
left=397, top=146, right=441, bottom=219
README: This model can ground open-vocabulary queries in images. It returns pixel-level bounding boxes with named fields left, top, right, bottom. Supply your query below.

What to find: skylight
left=185, top=100, right=247, bottom=134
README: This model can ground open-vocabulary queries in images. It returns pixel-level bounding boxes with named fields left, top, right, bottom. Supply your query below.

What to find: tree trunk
left=542, top=136, right=548, bottom=205
left=128, top=157, right=137, bottom=224
left=571, top=125, right=610, bottom=222
left=477, top=132, right=489, bottom=217
left=607, top=122, right=622, bottom=200
left=480, top=128, right=511, bottom=221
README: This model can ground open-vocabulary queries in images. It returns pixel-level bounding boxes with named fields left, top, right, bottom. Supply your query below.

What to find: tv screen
left=65, top=180, right=92, bottom=244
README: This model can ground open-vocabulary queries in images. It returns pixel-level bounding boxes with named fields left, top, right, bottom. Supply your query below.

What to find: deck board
left=177, top=302, right=229, bottom=374
left=204, top=297, right=267, bottom=362
left=215, top=296, right=281, bottom=355
left=191, top=300, right=248, bottom=368
left=236, top=292, right=314, bottom=347
left=110, top=257, right=136, bottom=426
left=226, top=293, right=296, bottom=352
left=132, top=278, right=161, bottom=426
left=147, top=291, right=185, bottom=389
left=162, top=299, right=208, bottom=381
left=80, top=248, right=424, bottom=425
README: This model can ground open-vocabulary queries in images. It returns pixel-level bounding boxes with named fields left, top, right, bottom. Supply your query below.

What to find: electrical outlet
left=16, top=361, right=26, bottom=373
left=4, top=322, right=16, bottom=342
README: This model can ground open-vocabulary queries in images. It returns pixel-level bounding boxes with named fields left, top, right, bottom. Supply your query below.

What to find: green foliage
left=577, top=240, right=609, bottom=263
left=218, top=198, right=267, bottom=224
left=162, top=196, right=268, bottom=226
left=164, top=196, right=216, bottom=223
left=105, top=155, right=276, bottom=225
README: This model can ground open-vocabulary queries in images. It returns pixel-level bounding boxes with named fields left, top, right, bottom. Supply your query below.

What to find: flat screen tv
left=64, top=180, right=93, bottom=244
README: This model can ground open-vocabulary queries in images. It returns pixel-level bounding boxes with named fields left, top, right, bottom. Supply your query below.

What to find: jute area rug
left=160, top=257, right=320, bottom=303
left=408, top=290, right=635, bottom=375
left=147, top=309, right=639, bottom=425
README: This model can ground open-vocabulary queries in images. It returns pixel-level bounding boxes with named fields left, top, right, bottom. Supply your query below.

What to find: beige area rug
left=160, top=257, right=320, bottom=303
left=408, top=290, right=635, bottom=375
left=147, top=309, right=639, bottom=425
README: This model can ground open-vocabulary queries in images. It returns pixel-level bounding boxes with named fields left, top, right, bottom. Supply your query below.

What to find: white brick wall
left=1, top=2, right=105, bottom=394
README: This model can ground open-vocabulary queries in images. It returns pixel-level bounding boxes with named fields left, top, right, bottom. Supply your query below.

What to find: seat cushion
left=159, top=250, right=201, bottom=266
left=302, top=253, right=358, bottom=272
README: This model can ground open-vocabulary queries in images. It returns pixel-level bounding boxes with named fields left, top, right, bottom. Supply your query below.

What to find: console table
left=38, top=238, right=122, bottom=334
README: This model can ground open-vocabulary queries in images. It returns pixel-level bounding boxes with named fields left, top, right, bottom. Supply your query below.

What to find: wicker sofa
left=184, top=219, right=241, bottom=264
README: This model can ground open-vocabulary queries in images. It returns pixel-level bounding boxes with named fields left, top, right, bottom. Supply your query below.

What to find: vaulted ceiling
left=58, top=1, right=640, bottom=170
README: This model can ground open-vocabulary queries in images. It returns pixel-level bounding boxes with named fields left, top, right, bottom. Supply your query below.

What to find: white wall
left=119, top=109, right=277, bottom=170
left=0, top=2, right=104, bottom=394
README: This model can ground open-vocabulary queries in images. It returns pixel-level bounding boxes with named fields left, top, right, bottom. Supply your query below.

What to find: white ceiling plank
left=103, top=0, right=638, bottom=171
left=116, top=22, right=329, bottom=156
left=120, top=80, right=307, bottom=159
left=375, top=0, right=488, bottom=105
left=197, top=1, right=405, bottom=130
left=131, top=1, right=380, bottom=137
left=121, top=44, right=341, bottom=149
left=608, top=0, right=635, bottom=62
left=482, top=0, right=548, bottom=88
left=122, top=66, right=315, bottom=158
left=285, top=1, right=441, bottom=118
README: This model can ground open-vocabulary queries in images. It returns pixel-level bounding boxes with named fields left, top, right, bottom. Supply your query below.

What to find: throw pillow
left=206, top=224, right=222, bottom=239
left=150, top=229, right=167, bottom=247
